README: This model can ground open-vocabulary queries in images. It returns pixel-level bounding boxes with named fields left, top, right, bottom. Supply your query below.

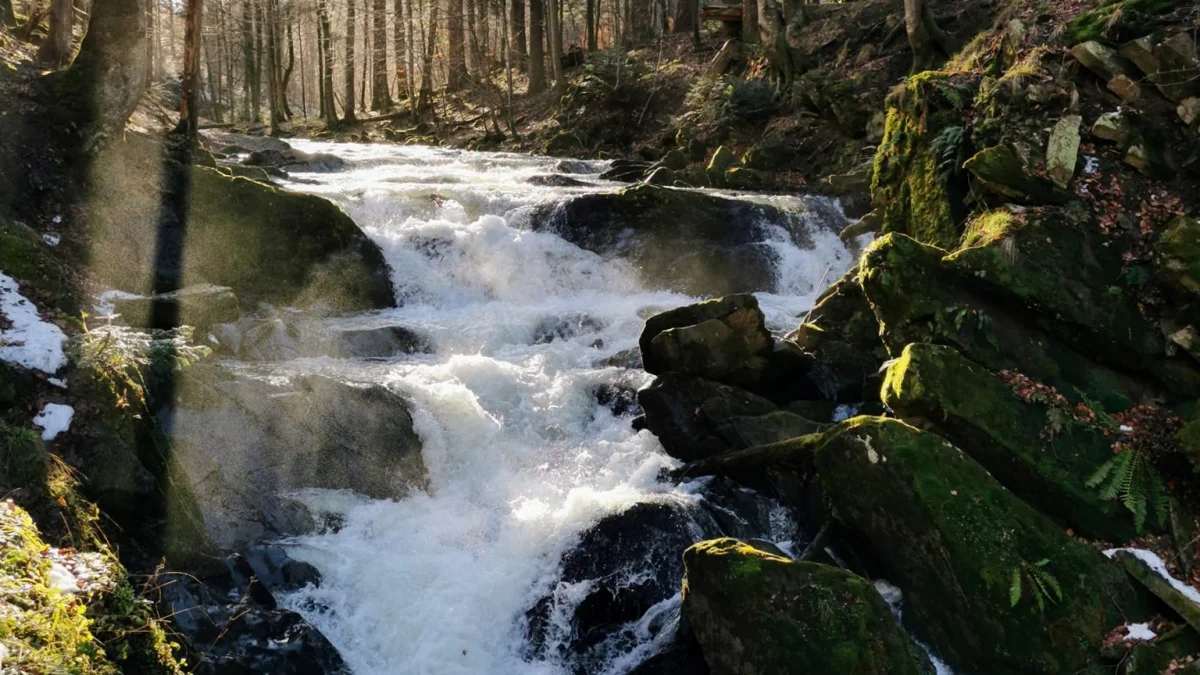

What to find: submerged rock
left=529, top=184, right=827, bottom=296
left=815, top=417, right=1151, bottom=674
left=682, top=538, right=933, bottom=675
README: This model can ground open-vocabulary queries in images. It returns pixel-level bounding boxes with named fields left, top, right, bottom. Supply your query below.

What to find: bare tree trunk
left=39, top=0, right=73, bottom=66
left=0, top=0, right=14, bottom=27
left=758, top=0, right=791, bottom=82
left=584, top=0, right=595, bottom=51
left=465, top=0, right=479, bottom=80
left=672, top=0, right=693, bottom=34
left=361, top=0, right=369, bottom=109
left=446, top=0, right=465, bottom=90
left=345, top=0, right=357, bottom=121
left=510, top=0, right=525, bottom=71
left=546, top=0, right=562, bottom=93
left=404, top=0, right=415, bottom=103
left=281, top=13, right=294, bottom=117
left=176, top=0, right=204, bottom=138
left=418, top=0, right=437, bottom=108
left=904, top=0, right=950, bottom=72
left=393, top=0, right=406, bottom=101
left=527, top=0, right=544, bottom=93
left=743, top=0, right=758, bottom=43
left=266, top=0, right=280, bottom=132
left=155, top=0, right=163, bottom=77
left=242, top=0, right=253, bottom=119
left=318, top=0, right=337, bottom=122
left=252, top=0, right=263, bottom=118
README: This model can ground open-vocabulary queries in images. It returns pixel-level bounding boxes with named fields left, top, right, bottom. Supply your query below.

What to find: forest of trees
left=5, top=0, right=701, bottom=128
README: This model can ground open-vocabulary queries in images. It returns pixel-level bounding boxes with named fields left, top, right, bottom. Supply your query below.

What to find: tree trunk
left=758, top=0, right=791, bottom=83
left=394, top=0, right=407, bottom=101
left=404, top=0, right=415, bottom=104
left=39, top=0, right=73, bottom=66
left=465, top=0, right=479, bottom=80
left=0, top=0, right=14, bottom=27
left=546, top=0, right=562, bottom=93
left=282, top=14, right=295, bottom=117
left=672, top=0, right=693, bottom=34
left=345, top=0, right=357, bottom=121
left=584, top=0, right=595, bottom=51
left=905, top=0, right=950, bottom=73
left=418, top=1, right=437, bottom=107
left=527, top=0, right=544, bottom=93
left=252, top=0, right=263, bottom=119
left=510, top=0, right=525, bottom=71
left=266, top=0, right=280, bottom=133
left=176, top=0, right=204, bottom=139
left=742, top=0, right=758, bottom=43
left=318, top=0, right=337, bottom=122
left=446, top=0, right=465, bottom=90
left=360, top=0, right=369, bottom=109
left=242, top=0, right=253, bottom=119
left=44, top=0, right=148, bottom=151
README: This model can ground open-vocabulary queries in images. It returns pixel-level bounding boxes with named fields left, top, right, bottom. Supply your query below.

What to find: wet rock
left=109, top=284, right=240, bottom=330
left=682, top=539, right=933, bottom=675
left=638, top=373, right=814, bottom=462
left=526, top=174, right=590, bottom=187
left=530, top=184, right=825, bottom=296
left=211, top=317, right=303, bottom=361
left=170, top=368, right=426, bottom=548
left=243, top=148, right=346, bottom=172
left=554, top=159, right=592, bottom=174
left=724, top=167, right=768, bottom=191
left=326, top=325, right=433, bottom=358
left=592, top=373, right=642, bottom=418
left=244, top=545, right=322, bottom=593
left=160, top=557, right=348, bottom=675
left=643, top=166, right=677, bottom=186
left=1045, top=115, right=1082, bottom=189
left=599, top=159, right=653, bottom=183
left=816, top=417, right=1151, bottom=674
left=626, top=625, right=710, bottom=675
left=789, top=269, right=885, bottom=402
left=882, top=343, right=1138, bottom=541
left=640, top=295, right=772, bottom=389
left=523, top=501, right=722, bottom=670
left=593, top=347, right=642, bottom=370
left=533, top=313, right=606, bottom=344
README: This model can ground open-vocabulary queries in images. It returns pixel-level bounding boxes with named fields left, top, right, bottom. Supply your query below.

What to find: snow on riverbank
left=0, top=271, right=66, bottom=373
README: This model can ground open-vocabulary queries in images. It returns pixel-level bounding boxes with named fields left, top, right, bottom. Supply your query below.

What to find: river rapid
left=262, top=141, right=863, bottom=675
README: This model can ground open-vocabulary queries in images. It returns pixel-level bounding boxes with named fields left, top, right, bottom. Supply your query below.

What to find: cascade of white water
left=268, top=141, right=863, bottom=675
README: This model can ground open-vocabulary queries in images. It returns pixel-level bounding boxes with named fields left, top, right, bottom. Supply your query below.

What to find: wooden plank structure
left=701, top=3, right=743, bottom=38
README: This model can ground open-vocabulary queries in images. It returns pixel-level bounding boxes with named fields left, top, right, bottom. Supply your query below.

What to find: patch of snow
left=48, top=562, right=78, bottom=593
left=1119, top=424, right=1133, bottom=433
left=1126, top=623, right=1156, bottom=641
left=1084, top=156, right=1101, bottom=174
left=1104, top=547, right=1200, bottom=606
left=0, top=272, right=67, bottom=373
left=48, top=377, right=66, bottom=388
left=33, top=403, right=74, bottom=441
left=833, top=403, right=861, bottom=423
left=42, top=233, right=61, bottom=246
left=95, top=289, right=144, bottom=317
left=51, top=215, right=62, bottom=224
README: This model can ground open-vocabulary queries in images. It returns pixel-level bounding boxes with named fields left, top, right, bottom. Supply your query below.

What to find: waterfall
left=257, top=140, right=862, bottom=675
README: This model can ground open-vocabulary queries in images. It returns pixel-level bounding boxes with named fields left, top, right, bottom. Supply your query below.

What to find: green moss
left=961, top=145, right=1061, bottom=203
left=1156, top=217, right=1200, bottom=297
left=1062, top=0, right=1174, bottom=46
left=882, top=343, right=1138, bottom=541
left=814, top=416, right=1151, bottom=674
left=683, top=538, right=933, bottom=675
left=0, top=222, right=78, bottom=315
left=870, top=72, right=975, bottom=249
left=0, top=422, right=48, bottom=490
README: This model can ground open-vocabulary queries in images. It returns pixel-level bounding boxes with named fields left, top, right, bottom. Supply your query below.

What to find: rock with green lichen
left=1179, top=412, right=1200, bottom=474
left=1045, top=115, right=1081, bottom=189
left=640, top=294, right=773, bottom=388
left=814, top=416, right=1152, bottom=674
left=882, top=343, right=1139, bottom=541
left=870, top=71, right=975, bottom=249
left=706, top=145, right=736, bottom=180
left=1070, top=41, right=1133, bottom=82
left=861, top=233, right=1194, bottom=407
left=1062, top=0, right=1173, bottom=46
left=962, top=145, right=1062, bottom=203
left=789, top=268, right=886, bottom=401
left=1156, top=216, right=1200, bottom=297
left=682, top=538, right=934, bottom=675
left=725, top=166, right=770, bottom=190
left=1092, top=111, right=1135, bottom=146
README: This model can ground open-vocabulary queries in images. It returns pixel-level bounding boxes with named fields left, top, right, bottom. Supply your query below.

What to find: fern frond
left=1085, top=457, right=1116, bottom=489
left=1010, top=567, right=1022, bottom=607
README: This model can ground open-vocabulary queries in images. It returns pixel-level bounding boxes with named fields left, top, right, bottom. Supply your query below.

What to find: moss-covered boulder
left=789, top=268, right=886, bottom=401
left=641, top=294, right=773, bottom=387
left=1156, top=216, right=1200, bottom=297
left=87, top=156, right=394, bottom=312
left=870, top=71, right=975, bottom=249
left=814, top=417, right=1151, bottom=674
left=882, top=343, right=1138, bottom=541
left=962, top=145, right=1062, bottom=203
left=1121, top=625, right=1200, bottom=675
left=682, top=538, right=933, bottom=675
left=860, top=233, right=1179, bottom=408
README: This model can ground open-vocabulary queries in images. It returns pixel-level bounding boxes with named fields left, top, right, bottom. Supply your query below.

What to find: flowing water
left=263, top=141, right=863, bottom=675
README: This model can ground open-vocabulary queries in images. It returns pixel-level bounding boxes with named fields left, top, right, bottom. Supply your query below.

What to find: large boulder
left=682, top=538, right=933, bottom=675
left=882, top=343, right=1138, bottom=541
left=637, top=373, right=823, bottom=462
left=167, top=367, right=426, bottom=548
left=788, top=269, right=885, bottom=401
left=814, top=417, right=1151, bottom=674
left=1156, top=216, right=1200, bottom=297
left=529, top=184, right=831, bottom=296
left=87, top=155, right=394, bottom=312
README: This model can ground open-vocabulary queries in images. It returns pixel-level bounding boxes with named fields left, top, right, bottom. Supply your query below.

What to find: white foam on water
left=274, top=141, right=862, bottom=674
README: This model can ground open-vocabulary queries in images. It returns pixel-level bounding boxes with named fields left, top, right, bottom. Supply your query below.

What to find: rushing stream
left=256, top=141, right=863, bottom=675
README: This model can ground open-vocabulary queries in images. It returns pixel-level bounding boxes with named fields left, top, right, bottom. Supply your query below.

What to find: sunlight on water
left=271, top=142, right=862, bottom=674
